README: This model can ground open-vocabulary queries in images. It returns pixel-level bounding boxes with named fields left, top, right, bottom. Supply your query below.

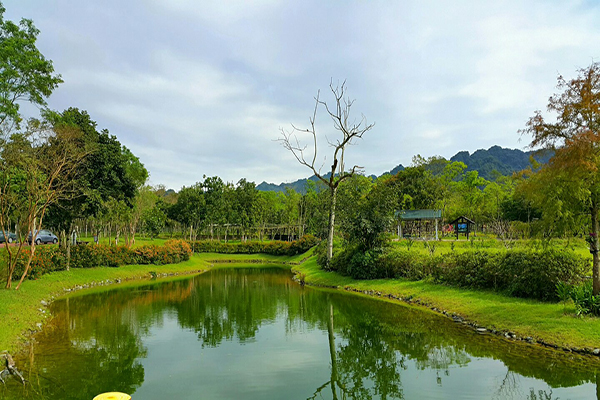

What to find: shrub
left=435, top=249, right=587, bottom=301
left=189, top=235, right=319, bottom=257
left=331, top=245, right=395, bottom=280
left=10, top=239, right=193, bottom=280
left=12, top=246, right=67, bottom=280
left=329, top=245, right=356, bottom=275
left=378, top=249, right=431, bottom=280
left=335, top=246, right=589, bottom=302
left=134, top=240, right=191, bottom=265
left=566, top=280, right=600, bottom=316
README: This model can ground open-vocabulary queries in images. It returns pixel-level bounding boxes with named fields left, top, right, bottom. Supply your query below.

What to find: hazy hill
left=257, top=145, right=552, bottom=193
left=449, top=145, right=552, bottom=180
left=257, top=175, right=325, bottom=194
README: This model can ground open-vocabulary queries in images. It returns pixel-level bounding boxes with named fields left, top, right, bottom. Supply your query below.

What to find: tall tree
left=0, top=2, right=62, bottom=131
left=279, top=81, right=374, bottom=268
left=173, top=184, right=206, bottom=241
left=1, top=119, right=88, bottom=288
left=234, top=178, right=258, bottom=242
left=202, top=175, right=226, bottom=239
left=521, top=62, right=600, bottom=294
left=44, top=108, right=148, bottom=241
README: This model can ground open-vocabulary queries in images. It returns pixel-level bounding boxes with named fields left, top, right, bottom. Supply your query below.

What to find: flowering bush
left=134, top=240, right=191, bottom=265
left=10, top=239, right=192, bottom=280
left=12, top=246, right=67, bottom=280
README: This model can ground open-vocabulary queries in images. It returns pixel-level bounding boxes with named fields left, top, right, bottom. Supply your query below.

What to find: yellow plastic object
left=93, top=393, right=131, bottom=400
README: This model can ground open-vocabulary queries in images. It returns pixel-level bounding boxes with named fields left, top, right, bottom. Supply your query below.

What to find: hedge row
left=189, top=235, right=320, bottom=256
left=332, top=247, right=589, bottom=302
left=12, top=239, right=192, bottom=280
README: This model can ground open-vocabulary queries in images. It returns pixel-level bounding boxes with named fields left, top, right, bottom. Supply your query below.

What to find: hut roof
left=449, top=216, right=476, bottom=225
left=396, top=209, right=442, bottom=220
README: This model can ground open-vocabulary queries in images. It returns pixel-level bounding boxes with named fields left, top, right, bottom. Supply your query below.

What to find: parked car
left=0, top=231, right=17, bottom=244
left=28, top=229, right=58, bottom=245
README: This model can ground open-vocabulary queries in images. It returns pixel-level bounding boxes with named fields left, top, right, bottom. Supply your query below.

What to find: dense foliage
left=331, top=247, right=588, bottom=302
left=189, top=235, right=319, bottom=256
left=11, top=240, right=192, bottom=279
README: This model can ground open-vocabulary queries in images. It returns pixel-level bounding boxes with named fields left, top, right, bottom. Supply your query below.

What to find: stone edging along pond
left=336, top=286, right=600, bottom=358
left=287, top=263, right=600, bottom=360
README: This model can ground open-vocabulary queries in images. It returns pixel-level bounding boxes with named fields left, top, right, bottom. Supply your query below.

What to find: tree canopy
left=521, top=62, right=600, bottom=294
left=0, top=2, right=62, bottom=129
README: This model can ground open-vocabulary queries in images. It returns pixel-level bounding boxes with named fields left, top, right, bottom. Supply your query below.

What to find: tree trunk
left=66, top=235, right=71, bottom=271
left=327, top=303, right=339, bottom=400
left=16, top=218, right=38, bottom=290
left=592, top=199, right=600, bottom=296
left=326, top=186, right=338, bottom=268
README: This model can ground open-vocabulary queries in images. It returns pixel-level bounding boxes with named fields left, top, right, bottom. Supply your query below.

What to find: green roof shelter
left=395, top=209, right=442, bottom=240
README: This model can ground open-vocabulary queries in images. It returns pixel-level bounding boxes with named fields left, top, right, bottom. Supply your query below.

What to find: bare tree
left=1, top=119, right=89, bottom=289
left=279, top=81, right=374, bottom=267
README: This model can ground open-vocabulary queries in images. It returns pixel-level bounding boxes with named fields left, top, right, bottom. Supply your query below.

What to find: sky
left=4, top=0, right=600, bottom=190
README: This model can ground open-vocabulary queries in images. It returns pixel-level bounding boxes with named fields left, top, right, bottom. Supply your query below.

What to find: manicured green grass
left=294, top=257, right=600, bottom=350
left=391, top=236, right=592, bottom=259
left=195, top=246, right=315, bottom=264
left=77, top=235, right=169, bottom=247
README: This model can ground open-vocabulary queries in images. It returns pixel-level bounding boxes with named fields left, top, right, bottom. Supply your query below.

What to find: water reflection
left=2, top=267, right=600, bottom=399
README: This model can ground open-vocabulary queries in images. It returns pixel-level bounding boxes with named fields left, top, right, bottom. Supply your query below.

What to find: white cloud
left=5, top=0, right=600, bottom=188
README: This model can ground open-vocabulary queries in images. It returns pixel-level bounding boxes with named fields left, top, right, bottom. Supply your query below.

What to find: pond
left=2, top=267, right=600, bottom=399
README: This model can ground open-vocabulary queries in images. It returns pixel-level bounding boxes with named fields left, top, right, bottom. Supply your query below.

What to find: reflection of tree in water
left=326, top=292, right=473, bottom=397
left=335, top=313, right=405, bottom=399
left=491, top=371, right=524, bottom=400
left=7, top=298, right=147, bottom=400
left=307, top=300, right=404, bottom=400
left=173, top=269, right=298, bottom=346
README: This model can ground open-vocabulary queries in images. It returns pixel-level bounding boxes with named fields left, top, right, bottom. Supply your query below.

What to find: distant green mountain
left=382, top=164, right=406, bottom=176
left=257, top=145, right=552, bottom=193
left=449, top=145, right=552, bottom=180
left=257, top=175, right=326, bottom=194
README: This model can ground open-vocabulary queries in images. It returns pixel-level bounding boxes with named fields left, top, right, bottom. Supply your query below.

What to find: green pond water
left=2, top=267, right=600, bottom=399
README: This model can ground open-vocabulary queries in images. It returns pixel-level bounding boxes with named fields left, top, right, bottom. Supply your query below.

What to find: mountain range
left=257, top=145, right=552, bottom=193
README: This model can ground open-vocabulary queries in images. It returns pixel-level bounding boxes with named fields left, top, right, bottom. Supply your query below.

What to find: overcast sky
left=4, top=0, right=600, bottom=189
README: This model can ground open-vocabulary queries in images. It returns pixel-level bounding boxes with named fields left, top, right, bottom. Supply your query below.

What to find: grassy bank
left=293, top=256, right=600, bottom=352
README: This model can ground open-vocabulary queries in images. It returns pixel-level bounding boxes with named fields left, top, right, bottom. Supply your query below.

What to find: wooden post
left=435, top=219, right=439, bottom=241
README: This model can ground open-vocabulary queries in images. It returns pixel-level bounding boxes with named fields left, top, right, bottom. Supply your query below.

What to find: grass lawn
left=390, top=236, right=592, bottom=259
left=77, top=235, right=169, bottom=247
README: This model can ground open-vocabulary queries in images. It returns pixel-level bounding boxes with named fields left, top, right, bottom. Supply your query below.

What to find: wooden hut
left=396, top=209, right=442, bottom=240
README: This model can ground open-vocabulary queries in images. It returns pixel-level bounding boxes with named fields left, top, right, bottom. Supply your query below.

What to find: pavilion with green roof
left=395, top=209, right=442, bottom=240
